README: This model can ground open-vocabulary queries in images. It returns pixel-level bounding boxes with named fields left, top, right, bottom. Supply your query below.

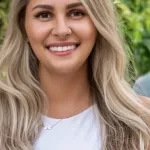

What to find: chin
left=47, top=65, right=76, bottom=75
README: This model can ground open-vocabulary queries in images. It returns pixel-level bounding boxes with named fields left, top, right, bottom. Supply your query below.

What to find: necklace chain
left=43, top=90, right=91, bottom=130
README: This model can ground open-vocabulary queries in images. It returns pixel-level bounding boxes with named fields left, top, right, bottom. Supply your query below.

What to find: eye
left=34, top=11, right=53, bottom=21
left=69, top=10, right=85, bottom=18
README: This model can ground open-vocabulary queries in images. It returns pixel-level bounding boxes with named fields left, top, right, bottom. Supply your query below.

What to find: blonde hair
left=0, top=0, right=150, bottom=149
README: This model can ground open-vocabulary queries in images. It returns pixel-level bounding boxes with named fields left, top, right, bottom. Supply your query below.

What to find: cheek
left=25, top=21, right=51, bottom=43
left=70, top=20, right=97, bottom=42
left=25, top=21, right=50, bottom=59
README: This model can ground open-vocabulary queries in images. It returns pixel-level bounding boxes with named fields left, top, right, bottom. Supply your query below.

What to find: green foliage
left=116, top=0, right=150, bottom=76
left=0, top=0, right=9, bottom=43
left=0, top=0, right=150, bottom=76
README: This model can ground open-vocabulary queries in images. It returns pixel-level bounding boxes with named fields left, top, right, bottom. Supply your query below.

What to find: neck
left=39, top=65, right=92, bottom=119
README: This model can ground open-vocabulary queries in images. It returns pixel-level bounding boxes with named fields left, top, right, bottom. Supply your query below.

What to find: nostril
left=76, top=44, right=80, bottom=47
left=51, top=27, right=72, bottom=36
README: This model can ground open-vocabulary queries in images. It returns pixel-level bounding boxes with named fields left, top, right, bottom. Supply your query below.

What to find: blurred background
left=0, top=0, right=150, bottom=80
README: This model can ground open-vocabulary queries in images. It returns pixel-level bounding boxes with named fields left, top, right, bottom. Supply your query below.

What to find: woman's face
left=25, top=0, right=97, bottom=74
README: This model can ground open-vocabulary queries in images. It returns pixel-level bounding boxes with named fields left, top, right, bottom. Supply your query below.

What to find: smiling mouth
left=46, top=44, right=80, bottom=52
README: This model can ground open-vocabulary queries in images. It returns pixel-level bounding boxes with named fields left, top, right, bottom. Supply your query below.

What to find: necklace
left=43, top=91, right=91, bottom=130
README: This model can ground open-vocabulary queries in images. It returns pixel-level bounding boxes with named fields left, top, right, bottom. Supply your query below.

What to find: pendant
left=43, top=126, right=52, bottom=130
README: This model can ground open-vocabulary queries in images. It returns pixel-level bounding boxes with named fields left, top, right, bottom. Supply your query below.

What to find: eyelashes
left=34, top=9, right=86, bottom=21
left=34, top=11, right=52, bottom=20
left=69, top=10, right=85, bottom=17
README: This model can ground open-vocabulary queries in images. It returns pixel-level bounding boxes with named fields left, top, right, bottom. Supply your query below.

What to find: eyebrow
left=32, top=2, right=83, bottom=11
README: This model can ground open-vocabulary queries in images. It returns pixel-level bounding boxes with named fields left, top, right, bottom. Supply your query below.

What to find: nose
left=51, top=17, right=72, bottom=38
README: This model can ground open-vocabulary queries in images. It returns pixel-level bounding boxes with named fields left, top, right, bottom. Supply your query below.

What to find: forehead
left=28, top=0, right=81, bottom=7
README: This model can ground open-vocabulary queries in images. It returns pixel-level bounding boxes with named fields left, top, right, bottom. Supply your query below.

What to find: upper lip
left=46, top=42, right=80, bottom=47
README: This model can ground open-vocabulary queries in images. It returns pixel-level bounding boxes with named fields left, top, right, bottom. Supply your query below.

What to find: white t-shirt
left=34, top=106, right=101, bottom=150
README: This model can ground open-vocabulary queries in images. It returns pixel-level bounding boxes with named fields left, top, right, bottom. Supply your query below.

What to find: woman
left=0, top=0, right=150, bottom=149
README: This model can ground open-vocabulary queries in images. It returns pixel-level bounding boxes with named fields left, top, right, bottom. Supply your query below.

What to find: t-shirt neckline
left=42, top=105, right=93, bottom=123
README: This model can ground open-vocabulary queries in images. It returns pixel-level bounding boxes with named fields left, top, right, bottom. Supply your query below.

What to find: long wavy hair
left=0, top=0, right=150, bottom=149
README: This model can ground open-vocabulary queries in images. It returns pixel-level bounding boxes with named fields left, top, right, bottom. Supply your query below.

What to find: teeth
left=58, top=46, right=62, bottom=51
left=49, top=45, right=76, bottom=52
